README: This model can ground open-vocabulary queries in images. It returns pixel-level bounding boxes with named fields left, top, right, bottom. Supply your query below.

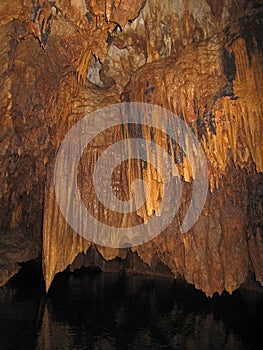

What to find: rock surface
left=0, top=0, right=262, bottom=296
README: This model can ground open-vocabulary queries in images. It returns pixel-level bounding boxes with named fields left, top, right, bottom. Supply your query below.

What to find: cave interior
left=0, top=0, right=262, bottom=300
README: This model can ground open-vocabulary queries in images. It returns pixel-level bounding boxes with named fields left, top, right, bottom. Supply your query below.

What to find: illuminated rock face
left=0, top=0, right=262, bottom=296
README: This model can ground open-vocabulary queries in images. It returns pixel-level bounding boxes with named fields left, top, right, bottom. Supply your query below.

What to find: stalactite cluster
left=0, top=0, right=262, bottom=296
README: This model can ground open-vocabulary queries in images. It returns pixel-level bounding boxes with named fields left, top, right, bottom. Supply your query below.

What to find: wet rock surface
left=0, top=0, right=262, bottom=296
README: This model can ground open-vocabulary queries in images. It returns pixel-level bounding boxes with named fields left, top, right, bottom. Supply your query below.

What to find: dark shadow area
left=0, top=262, right=262, bottom=349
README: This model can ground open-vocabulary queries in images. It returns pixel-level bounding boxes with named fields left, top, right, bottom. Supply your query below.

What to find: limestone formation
left=0, top=0, right=262, bottom=297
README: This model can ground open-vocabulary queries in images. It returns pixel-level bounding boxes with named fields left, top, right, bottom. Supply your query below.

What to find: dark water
left=0, top=266, right=262, bottom=350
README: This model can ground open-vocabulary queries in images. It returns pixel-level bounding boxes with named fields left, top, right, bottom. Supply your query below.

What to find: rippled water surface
left=0, top=267, right=262, bottom=349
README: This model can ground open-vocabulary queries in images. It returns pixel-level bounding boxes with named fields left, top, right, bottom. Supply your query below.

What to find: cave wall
left=0, top=0, right=262, bottom=296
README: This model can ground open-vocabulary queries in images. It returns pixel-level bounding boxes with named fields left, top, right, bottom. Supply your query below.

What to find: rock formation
left=0, top=0, right=262, bottom=297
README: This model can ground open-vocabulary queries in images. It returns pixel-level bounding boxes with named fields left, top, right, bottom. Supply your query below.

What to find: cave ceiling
left=0, top=0, right=262, bottom=296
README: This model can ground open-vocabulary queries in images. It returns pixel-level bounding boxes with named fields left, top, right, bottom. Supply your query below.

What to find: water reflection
left=0, top=271, right=262, bottom=349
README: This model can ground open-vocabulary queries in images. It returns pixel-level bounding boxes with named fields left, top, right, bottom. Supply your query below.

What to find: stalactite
left=0, top=0, right=262, bottom=296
